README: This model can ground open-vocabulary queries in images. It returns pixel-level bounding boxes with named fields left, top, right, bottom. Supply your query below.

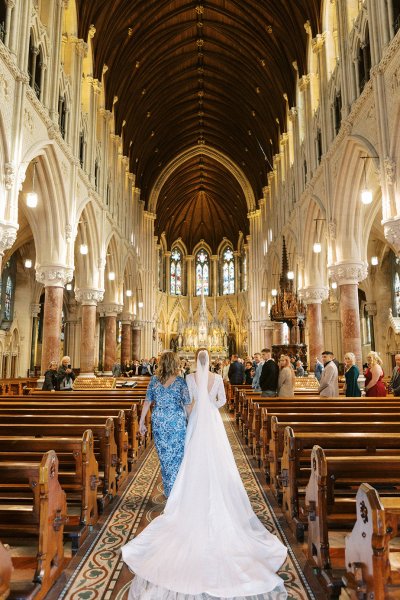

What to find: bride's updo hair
left=195, top=348, right=209, bottom=366
left=157, top=351, right=181, bottom=384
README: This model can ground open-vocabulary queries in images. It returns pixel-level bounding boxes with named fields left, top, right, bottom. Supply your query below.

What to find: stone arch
left=332, top=135, right=380, bottom=262
left=303, top=196, right=328, bottom=288
left=103, top=233, right=122, bottom=304
left=322, top=0, right=339, bottom=75
left=148, top=145, right=256, bottom=214
left=74, top=200, right=103, bottom=291
left=19, top=143, right=70, bottom=267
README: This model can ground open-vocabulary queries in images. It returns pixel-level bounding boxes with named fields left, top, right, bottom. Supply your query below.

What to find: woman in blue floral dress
left=139, top=351, right=191, bottom=496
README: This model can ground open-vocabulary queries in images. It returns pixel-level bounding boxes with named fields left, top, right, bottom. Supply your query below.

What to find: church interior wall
left=0, top=2, right=400, bottom=373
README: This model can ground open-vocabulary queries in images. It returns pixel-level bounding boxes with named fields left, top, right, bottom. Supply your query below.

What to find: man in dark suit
left=228, top=354, right=245, bottom=385
left=259, top=349, right=279, bottom=397
left=390, top=354, right=400, bottom=396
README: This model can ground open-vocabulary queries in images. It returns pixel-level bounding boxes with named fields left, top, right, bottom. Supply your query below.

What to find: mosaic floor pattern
left=56, top=413, right=315, bottom=600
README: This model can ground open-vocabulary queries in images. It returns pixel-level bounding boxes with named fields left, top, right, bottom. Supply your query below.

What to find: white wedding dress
left=121, top=351, right=287, bottom=599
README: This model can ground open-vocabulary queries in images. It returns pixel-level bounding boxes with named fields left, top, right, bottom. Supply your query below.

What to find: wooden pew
left=269, top=415, right=400, bottom=496
left=0, top=541, right=13, bottom=600
left=0, top=398, right=143, bottom=462
left=0, top=418, right=117, bottom=510
left=0, top=430, right=98, bottom=551
left=344, top=483, right=400, bottom=600
left=304, top=446, right=400, bottom=597
left=0, top=450, right=67, bottom=600
left=279, top=427, right=400, bottom=541
left=0, top=411, right=127, bottom=489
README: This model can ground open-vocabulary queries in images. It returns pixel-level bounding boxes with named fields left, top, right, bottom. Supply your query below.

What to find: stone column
left=29, top=303, right=41, bottom=373
left=303, top=287, right=329, bottom=371
left=263, top=320, right=274, bottom=349
left=75, top=289, right=104, bottom=376
left=329, top=262, right=368, bottom=368
left=101, top=303, right=122, bottom=374
left=121, top=313, right=133, bottom=364
left=185, top=255, right=194, bottom=296
left=132, top=324, right=142, bottom=360
left=211, top=255, right=219, bottom=296
left=365, top=302, right=377, bottom=351
left=36, top=267, right=73, bottom=374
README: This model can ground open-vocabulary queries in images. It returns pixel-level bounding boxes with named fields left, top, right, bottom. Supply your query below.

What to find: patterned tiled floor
left=54, top=413, right=316, bottom=600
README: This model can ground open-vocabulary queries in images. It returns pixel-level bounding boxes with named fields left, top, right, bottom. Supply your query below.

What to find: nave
left=46, top=410, right=317, bottom=600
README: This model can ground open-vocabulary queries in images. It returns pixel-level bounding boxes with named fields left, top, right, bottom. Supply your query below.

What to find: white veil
left=122, top=347, right=288, bottom=599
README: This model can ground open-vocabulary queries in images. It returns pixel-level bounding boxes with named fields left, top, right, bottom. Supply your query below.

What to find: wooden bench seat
left=0, top=451, right=67, bottom=600
left=344, top=483, right=400, bottom=600
left=0, top=431, right=98, bottom=551
left=278, top=428, right=400, bottom=541
left=304, top=446, right=400, bottom=597
left=0, top=541, right=12, bottom=599
left=0, top=418, right=118, bottom=511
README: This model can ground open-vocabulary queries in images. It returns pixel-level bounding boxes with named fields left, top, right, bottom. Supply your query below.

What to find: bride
left=121, top=348, right=287, bottom=599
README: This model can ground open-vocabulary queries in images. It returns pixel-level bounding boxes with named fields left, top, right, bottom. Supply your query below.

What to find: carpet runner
left=56, top=413, right=315, bottom=600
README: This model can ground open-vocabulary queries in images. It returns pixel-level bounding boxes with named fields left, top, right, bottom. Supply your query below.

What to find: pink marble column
left=104, top=314, right=117, bottom=373
left=121, top=321, right=132, bottom=364
left=339, top=283, right=362, bottom=366
left=41, top=286, right=64, bottom=373
left=132, top=328, right=141, bottom=360
left=306, top=303, right=324, bottom=371
left=80, top=304, right=97, bottom=375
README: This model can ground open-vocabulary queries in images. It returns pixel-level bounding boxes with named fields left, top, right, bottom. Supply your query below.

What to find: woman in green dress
left=344, top=352, right=361, bottom=397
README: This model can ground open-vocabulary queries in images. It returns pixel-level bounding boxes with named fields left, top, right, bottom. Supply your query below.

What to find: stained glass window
left=4, top=276, right=12, bottom=320
left=196, top=249, right=209, bottom=296
left=222, top=247, right=235, bottom=295
left=170, top=248, right=182, bottom=295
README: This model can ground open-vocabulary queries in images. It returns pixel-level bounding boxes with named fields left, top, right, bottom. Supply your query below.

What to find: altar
left=171, top=290, right=228, bottom=359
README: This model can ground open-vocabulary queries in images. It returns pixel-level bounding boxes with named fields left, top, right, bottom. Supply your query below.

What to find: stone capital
left=30, top=303, right=41, bottom=318
left=365, top=302, right=377, bottom=316
left=75, top=288, right=104, bottom=306
left=0, top=221, right=18, bottom=255
left=120, top=312, right=133, bottom=324
left=328, top=261, right=368, bottom=286
left=36, top=265, right=73, bottom=287
left=99, top=303, right=124, bottom=317
left=302, top=286, right=329, bottom=305
left=383, top=216, right=400, bottom=253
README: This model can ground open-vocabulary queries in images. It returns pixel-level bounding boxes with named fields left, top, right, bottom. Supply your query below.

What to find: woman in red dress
left=364, top=351, right=387, bottom=397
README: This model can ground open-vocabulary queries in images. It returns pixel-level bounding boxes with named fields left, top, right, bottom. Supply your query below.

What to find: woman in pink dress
left=364, top=351, right=387, bottom=397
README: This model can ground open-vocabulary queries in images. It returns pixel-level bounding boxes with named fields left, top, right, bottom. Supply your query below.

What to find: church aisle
left=52, top=413, right=317, bottom=600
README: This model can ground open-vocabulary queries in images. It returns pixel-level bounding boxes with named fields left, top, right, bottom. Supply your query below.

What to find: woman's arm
left=365, top=364, right=382, bottom=390
left=214, top=376, right=227, bottom=408
left=139, top=400, right=151, bottom=435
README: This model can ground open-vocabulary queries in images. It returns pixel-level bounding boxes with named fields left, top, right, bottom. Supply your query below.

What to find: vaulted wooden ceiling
left=76, top=1, right=322, bottom=252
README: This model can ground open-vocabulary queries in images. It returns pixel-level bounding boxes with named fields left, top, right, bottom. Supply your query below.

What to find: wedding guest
left=390, top=354, right=400, bottom=396
left=314, top=357, right=323, bottom=382
left=252, top=350, right=266, bottom=391
left=42, top=360, right=58, bottom=391
left=56, top=356, right=76, bottom=391
left=295, top=360, right=305, bottom=377
left=259, top=349, right=279, bottom=397
left=222, top=358, right=230, bottom=381
left=344, top=352, right=361, bottom=397
left=364, top=351, right=387, bottom=397
left=138, top=351, right=192, bottom=497
left=244, top=360, right=253, bottom=384
left=318, top=350, right=339, bottom=397
left=277, top=355, right=295, bottom=397
left=228, top=354, right=245, bottom=385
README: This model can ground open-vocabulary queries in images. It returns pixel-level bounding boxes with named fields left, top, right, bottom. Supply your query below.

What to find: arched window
left=59, top=93, right=67, bottom=138
left=170, top=248, right=182, bottom=295
left=394, top=0, right=400, bottom=34
left=196, top=249, right=209, bottom=296
left=334, top=91, right=342, bottom=135
left=240, top=248, right=247, bottom=292
left=222, top=247, right=235, bottom=295
left=0, top=255, right=16, bottom=330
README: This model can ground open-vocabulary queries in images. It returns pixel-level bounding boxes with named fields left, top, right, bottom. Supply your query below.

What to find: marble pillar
left=40, top=286, right=64, bottom=373
left=132, top=327, right=141, bottom=360
left=263, top=321, right=274, bottom=349
left=80, top=305, right=97, bottom=375
left=329, top=262, right=368, bottom=369
left=104, top=314, right=117, bottom=373
left=76, top=289, right=104, bottom=376
left=306, top=303, right=324, bottom=369
left=30, top=303, right=41, bottom=373
left=339, top=283, right=362, bottom=365
left=121, top=319, right=132, bottom=364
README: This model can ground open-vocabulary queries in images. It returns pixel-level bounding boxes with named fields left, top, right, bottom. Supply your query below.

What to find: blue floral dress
left=146, top=375, right=191, bottom=496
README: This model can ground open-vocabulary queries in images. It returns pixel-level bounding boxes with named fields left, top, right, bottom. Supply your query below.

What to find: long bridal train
left=121, top=351, right=287, bottom=599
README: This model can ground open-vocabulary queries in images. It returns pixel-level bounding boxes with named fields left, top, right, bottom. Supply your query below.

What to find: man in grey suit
left=318, top=350, right=339, bottom=397
left=390, top=354, right=400, bottom=396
